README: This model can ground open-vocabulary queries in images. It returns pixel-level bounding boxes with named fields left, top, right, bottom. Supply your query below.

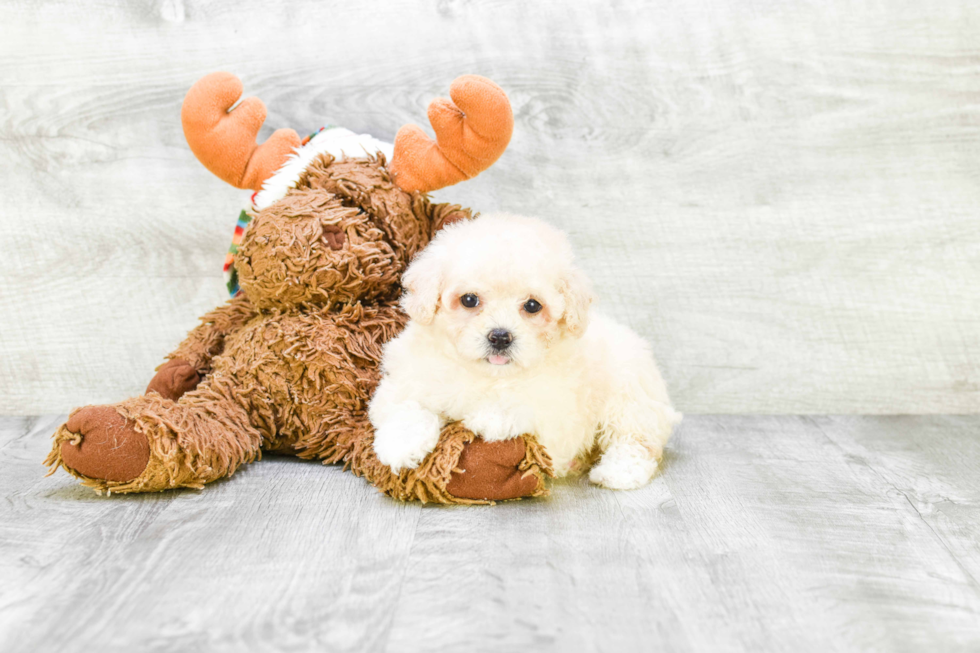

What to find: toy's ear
left=401, top=239, right=449, bottom=325
left=390, top=75, right=513, bottom=193
left=182, top=72, right=301, bottom=191
left=558, top=266, right=594, bottom=338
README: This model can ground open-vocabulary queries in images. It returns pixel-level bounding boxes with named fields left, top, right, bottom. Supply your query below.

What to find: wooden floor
left=1, top=415, right=978, bottom=652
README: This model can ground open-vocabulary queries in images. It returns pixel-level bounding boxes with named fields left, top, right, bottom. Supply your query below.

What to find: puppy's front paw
left=463, top=404, right=534, bottom=442
left=373, top=409, right=442, bottom=473
left=589, top=447, right=659, bottom=490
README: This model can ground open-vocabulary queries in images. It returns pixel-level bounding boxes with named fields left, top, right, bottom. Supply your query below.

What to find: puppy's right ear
left=558, top=265, right=594, bottom=338
left=401, top=240, right=446, bottom=325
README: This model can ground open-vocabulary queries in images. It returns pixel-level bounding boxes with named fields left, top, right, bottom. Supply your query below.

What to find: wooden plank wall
left=1, top=0, right=978, bottom=414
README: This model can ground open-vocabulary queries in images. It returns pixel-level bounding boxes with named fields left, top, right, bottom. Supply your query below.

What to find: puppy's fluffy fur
left=370, top=213, right=681, bottom=490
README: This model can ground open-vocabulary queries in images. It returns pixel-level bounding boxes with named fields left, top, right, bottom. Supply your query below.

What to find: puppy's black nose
left=488, top=328, right=513, bottom=348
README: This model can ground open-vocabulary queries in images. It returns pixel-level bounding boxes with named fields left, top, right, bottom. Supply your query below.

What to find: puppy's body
left=370, top=214, right=680, bottom=489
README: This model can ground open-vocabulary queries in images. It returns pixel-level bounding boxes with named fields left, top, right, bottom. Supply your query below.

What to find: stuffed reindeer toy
left=46, top=72, right=552, bottom=504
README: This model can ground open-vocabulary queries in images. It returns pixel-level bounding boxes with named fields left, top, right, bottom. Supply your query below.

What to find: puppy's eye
left=524, top=299, right=543, bottom=314
left=460, top=293, right=480, bottom=308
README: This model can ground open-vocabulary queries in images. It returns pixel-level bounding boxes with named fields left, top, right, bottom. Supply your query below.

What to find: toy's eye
left=461, top=293, right=480, bottom=308
left=524, top=299, right=543, bottom=314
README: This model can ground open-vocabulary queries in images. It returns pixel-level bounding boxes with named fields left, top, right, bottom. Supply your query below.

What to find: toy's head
left=181, top=72, right=513, bottom=310
left=234, top=155, right=477, bottom=310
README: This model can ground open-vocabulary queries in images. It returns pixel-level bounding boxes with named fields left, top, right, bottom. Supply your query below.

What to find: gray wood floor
left=1, top=416, right=978, bottom=652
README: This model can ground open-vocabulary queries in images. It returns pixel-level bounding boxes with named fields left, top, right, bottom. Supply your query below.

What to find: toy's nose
left=487, top=328, right=513, bottom=348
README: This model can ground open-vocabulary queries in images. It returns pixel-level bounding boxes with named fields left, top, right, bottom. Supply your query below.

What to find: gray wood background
left=4, top=414, right=980, bottom=651
left=1, top=0, right=978, bottom=414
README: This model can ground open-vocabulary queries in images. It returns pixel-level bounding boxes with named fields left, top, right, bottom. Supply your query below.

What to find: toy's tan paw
left=146, top=358, right=201, bottom=401
left=60, top=406, right=150, bottom=482
left=446, top=438, right=541, bottom=501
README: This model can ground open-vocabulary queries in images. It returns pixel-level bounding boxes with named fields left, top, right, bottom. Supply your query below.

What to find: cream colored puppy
left=370, top=213, right=681, bottom=490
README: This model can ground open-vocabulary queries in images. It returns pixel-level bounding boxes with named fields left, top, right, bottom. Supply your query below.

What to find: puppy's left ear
left=558, top=266, right=594, bottom=337
left=401, top=240, right=447, bottom=325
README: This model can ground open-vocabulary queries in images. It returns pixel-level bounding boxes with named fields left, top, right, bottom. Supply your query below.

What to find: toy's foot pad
left=446, top=438, right=541, bottom=501
left=146, top=358, right=201, bottom=401
left=60, top=406, right=150, bottom=482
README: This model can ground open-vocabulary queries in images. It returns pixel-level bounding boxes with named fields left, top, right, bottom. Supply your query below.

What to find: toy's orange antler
left=181, top=72, right=301, bottom=191
left=390, top=75, right=513, bottom=193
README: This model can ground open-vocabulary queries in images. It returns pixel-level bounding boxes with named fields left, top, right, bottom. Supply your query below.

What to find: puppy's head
left=402, top=213, right=593, bottom=372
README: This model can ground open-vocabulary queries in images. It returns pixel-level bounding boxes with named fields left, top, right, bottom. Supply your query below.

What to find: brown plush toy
left=44, top=72, right=553, bottom=504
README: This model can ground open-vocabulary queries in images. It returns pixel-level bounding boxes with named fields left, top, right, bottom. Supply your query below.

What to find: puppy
left=370, top=213, right=681, bottom=490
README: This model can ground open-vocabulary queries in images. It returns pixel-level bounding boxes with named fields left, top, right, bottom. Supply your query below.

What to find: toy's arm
left=146, top=294, right=257, bottom=400
left=389, top=75, right=513, bottom=193
left=168, top=293, right=256, bottom=373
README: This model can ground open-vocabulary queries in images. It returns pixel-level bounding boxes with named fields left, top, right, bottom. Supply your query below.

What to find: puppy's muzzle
left=487, top=328, right=513, bottom=351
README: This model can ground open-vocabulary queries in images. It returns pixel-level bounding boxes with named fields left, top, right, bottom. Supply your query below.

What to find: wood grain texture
left=1, top=0, right=979, bottom=413
left=2, top=415, right=979, bottom=651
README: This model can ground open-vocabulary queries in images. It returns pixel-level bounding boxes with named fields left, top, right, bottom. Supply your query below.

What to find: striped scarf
left=223, top=208, right=253, bottom=297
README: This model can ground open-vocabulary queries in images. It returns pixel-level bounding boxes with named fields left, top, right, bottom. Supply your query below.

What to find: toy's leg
left=45, top=376, right=263, bottom=494
left=351, top=422, right=554, bottom=505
